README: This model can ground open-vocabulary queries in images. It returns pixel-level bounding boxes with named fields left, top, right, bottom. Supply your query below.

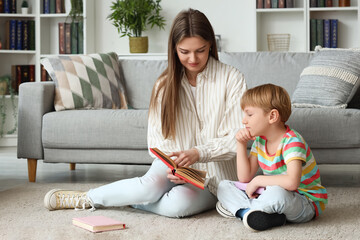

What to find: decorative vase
left=0, top=81, right=8, bottom=95
left=129, top=36, right=148, bottom=53
left=21, top=7, right=29, bottom=14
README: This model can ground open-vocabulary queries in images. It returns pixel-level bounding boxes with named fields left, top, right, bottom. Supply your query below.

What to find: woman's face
left=176, top=36, right=211, bottom=77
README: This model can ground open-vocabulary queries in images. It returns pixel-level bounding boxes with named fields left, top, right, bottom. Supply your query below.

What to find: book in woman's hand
left=150, top=148, right=207, bottom=190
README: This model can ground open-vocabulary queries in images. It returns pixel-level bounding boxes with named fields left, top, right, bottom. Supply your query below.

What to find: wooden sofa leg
left=27, top=158, right=37, bottom=182
left=70, top=163, right=76, bottom=170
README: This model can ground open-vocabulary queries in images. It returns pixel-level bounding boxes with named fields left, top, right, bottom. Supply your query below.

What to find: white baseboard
left=0, top=134, right=17, bottom=147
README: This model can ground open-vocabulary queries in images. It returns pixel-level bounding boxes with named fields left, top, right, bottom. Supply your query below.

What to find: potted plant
left=0, top=75, right=17, bottom=137
left=21, top=0, right=29, bottom=14
left=108, top=0, right=166, bottom=53
left=68, top=0, right=83, bottom=23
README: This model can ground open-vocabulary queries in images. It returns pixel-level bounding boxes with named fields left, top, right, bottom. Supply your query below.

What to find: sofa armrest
left=17, top=82, right=55, bottom=159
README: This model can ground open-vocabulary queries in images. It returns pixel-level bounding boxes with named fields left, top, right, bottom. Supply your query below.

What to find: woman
left=44, top=8, right=247, bottom=218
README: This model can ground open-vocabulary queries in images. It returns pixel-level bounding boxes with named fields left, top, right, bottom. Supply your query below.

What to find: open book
left=150, top=148, right=207, bottom=190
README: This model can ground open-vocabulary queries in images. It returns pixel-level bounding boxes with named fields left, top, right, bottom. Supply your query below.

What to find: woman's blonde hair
left=241, top=84, right=292, bottom=122
left=149, top=8, right=218, bottom=140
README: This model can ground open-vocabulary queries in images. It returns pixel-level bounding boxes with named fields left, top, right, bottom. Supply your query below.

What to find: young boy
left=216, top=84, right=327, bottom=231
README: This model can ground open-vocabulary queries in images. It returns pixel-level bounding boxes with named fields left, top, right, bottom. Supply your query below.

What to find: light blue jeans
left=87, top=158, right=217, bottom=218
left=217, top=180, right=315, bottom=223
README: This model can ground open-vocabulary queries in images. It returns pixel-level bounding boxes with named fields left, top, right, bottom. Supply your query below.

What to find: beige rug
left=0, top=183, right=359, bottom=240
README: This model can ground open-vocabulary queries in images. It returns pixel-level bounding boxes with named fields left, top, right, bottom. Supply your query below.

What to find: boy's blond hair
left=241, top=84, right=292, bottom=122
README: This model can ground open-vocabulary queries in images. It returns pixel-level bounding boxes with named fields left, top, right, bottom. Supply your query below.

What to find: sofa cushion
left=119, top=59, right=167, bottom=109
left=42, top=109, right=148, bottom=149
left=219, top=52, right=313, bottom=97
left=41, top=52, right=128, bottom=111
left=287, top=108, right=360, bottom=148
left=292, top=47, right=360, bottom=108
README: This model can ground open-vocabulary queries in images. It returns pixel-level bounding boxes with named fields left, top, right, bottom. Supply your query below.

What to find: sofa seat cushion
left=287, top=108, right=360, bottom=148
left=42, top=109, right=148, bottom=149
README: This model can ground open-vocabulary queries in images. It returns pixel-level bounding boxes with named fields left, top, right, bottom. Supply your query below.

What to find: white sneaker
left=216, top=201, right=236, bottom=219
left=44, top=189, right=95, bottom=211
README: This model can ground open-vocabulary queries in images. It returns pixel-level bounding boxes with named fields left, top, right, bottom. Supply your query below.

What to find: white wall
left=94, top=0, right=256, bottom=54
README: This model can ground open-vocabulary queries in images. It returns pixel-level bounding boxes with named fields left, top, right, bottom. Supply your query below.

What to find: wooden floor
left=1, top=147, right=359, bottom=192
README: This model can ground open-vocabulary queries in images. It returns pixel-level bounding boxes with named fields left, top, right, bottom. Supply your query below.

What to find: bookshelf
left=0, top=0, right=94, bottom=144
left=254, top=0, right=360, bottom=52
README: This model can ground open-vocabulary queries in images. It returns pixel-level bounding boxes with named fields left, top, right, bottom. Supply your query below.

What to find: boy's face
left=242, top=106, right=270, bottom=137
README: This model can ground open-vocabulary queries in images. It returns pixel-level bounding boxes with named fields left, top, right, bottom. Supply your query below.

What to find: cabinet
left=0, top=0, right=94, bottom=144
left=254, top=0, right=360, bottom=52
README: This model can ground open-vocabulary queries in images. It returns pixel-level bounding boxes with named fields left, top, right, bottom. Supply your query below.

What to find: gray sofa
left=17, top=52, right=360, bottom=182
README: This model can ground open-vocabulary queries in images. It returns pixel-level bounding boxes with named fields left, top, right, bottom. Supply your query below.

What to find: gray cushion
left=42, top=109, right=148, bottom=149
left=219, top=52, right=313, bottom=97
left=119, top=59, right=167, bottom=109
left=287, top=108, right=360, bottom=148
left=292, top=47, right=360, bottom=108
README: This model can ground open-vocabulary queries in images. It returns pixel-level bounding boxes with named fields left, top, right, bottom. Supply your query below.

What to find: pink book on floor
left=234, top=182, right=265, bottom=194
left=72, top=215, right=126, bottom=233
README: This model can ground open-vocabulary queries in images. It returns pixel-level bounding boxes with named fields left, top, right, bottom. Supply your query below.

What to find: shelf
left=256, top=8, right=304, bottom=13
left=0, top=14, right=36, bottom=18
left=40, top=14, right=68, bottom=18
left=0, top=50, right=36, bottom=54
left=309, top=7, right=358, bottom=11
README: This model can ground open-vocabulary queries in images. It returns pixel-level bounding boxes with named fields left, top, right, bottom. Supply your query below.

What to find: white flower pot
left=21, top=8, right=28, bottom=14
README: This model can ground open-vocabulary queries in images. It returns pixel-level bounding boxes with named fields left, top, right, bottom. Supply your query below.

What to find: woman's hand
left=169, top=148, right=199, bottom=167
left=166, top=168, right=186, bottom=184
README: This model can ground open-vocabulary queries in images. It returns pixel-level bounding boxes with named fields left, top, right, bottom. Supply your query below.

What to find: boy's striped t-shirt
left=250, top=125, right=328, bottom=217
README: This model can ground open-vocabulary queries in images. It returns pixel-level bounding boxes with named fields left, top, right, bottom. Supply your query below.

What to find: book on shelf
left=234, top=182, right=265, bottom=195
left=4, top=19, right=35, bottom=51
left=22, top=20, right=29, bottom=50
left=316, top=19, right=324, bottom=48
left=317, top=0, right=325, bottom=7
left=0, top=0, right=3, bottom=13
left=279, top=0, right=285, bottom=8
left=50, top=0, right=56, bottom=13
left=56, top=0, right=65, bottom=13
left=257, top=0, right=263, bottom=8
left=264, top=0, right=271, bottom=8
left=10, top=0, right=15, bottom=13
left=339, top=0, right=350, bottom=7
left=9, top=19, right=16, bottom=50
left=41, top=64, right=52, bottom=81
left=271, top=0, right=278, bottom=8
left=285, top=0, right=294, bottom=8
left=58, top=22, right=65, bottom=54
left=12, top=64, right=35, bottom=92
left=71, top=22, right=78, bottom=54
left=72, top=216, right=126, bottom=233
left=16, top=20, right=22, bottom=50
left=3, top=0, right=10, bottom=13
left=78, top=21, right=84, bottom=54
left=310, top=19, right=317, bottom=51
left=44, top=0, right=50, bottom=13
left=324, top=19, right=331, bottom=48
left=150, top=147, right=207, bottom=190
left=310, top=0, right=317, bottom=7
left=326, top=0, right=333, bottom=7
left=65, top=23, right=71, bottom=54
left=330, top=19, right=338, bottom=48
left=29, top=20, right=35, bottom=50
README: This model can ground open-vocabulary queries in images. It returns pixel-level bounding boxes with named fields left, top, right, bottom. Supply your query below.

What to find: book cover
left=317, top=0, right=325, bottom=7
left=234, top=182, right=265, bottom=195
left=44, top=0, right=50, bottom=13
left=279, top=0, right=285, bottom=8
left=65, top=23, right=71, bottom=54
left=271, top=0, right=278, bottom=8
left=10, top=0, right=15, bottom=13
left=50, top=0, right=56, bottom=13
left=316, top=19, right=324, bottom=47
left=72, top=216, right=126, bottom=233
left=330, top=19, right=338, bottom=48
left=324, top=19, right=331, bottom=48
left=71, top=22, right=78, bottom=54
left=264, top=0, right=271, bottom=8
left=310, top=0, right=317, bottom=7
left=0, top=0, right=4, bottom=13
left=310, top=19, right=317, bottom=51
left=3, top=0, right=10, bottom=13
left=257, top=0, right=263, bottom=8
left=23, top=20, right=29, bottom=50
left=326, top=0, right=333, bottom=7
left=285, top=0, right=294, bottom=8
left=339, top=0, right=350, bottom=7
left=56, top=0, right=63, bottom=13
left=29, top=65, right=35, bottom=82
left=21, top=65, right=30, bottom=83
left=16, top=20, right=23, bottom=50
left=58, top=22, right=65, bottom=54
left=78, top=21, right=84, bottom=54
left=5, top=20, right=10, bottom=49
left=29, top=20, right=35, bottom=50
left=9, top=20, right=17, bottom=50
left=150, top=148, right=207, bottom=190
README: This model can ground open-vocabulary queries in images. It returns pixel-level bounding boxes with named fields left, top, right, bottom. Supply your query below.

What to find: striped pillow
left=41, top=52, right=128, bottom=111
left=292, top=47, right=360, bottom=108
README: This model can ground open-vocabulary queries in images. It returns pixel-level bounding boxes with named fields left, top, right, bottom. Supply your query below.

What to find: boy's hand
left=246, top=180, right=261, bottom=199
left=236, top=128, right=256, bottom=144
